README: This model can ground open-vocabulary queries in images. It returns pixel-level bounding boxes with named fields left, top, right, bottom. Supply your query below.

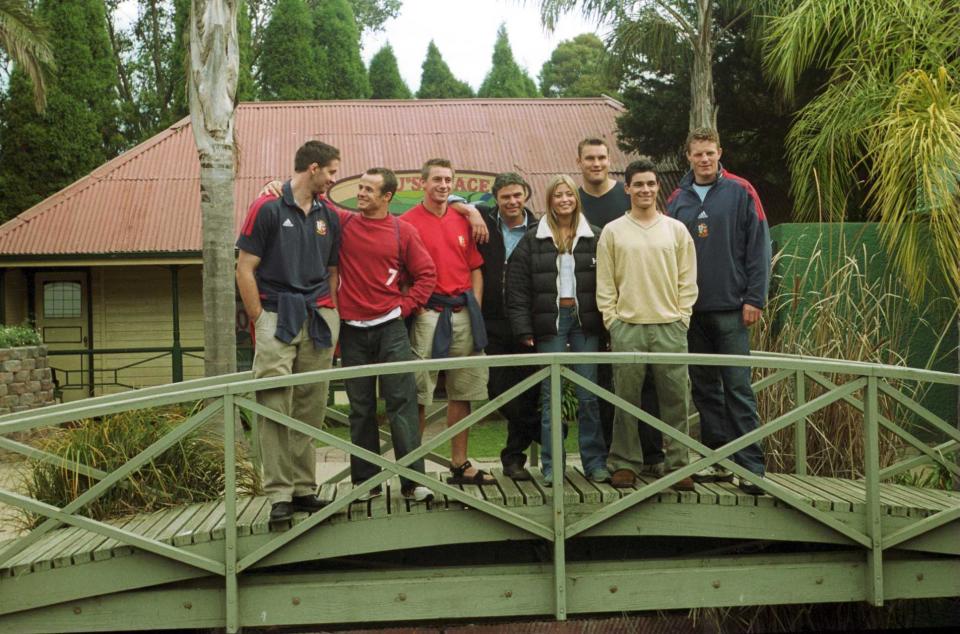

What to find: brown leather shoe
left=673, top=476, right=696, bottom=492
left=611, top=469, right=636, bottom=488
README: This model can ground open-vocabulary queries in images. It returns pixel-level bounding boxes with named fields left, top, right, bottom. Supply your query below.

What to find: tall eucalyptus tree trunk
left=189, top=0, right=238, bottom=377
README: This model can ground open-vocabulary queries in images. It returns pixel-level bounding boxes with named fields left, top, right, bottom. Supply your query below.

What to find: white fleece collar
left=535, top=214, right=594, bottom=242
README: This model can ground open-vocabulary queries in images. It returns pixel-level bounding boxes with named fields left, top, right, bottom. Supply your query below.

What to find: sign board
left=328, top=170, right=497, bottom=214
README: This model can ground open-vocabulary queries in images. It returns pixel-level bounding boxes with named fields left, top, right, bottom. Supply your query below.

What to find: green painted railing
left=0, top=352, right=957, bottom=632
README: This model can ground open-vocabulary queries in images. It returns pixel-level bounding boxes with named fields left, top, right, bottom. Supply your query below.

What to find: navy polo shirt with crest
left=236, top=180, right=340, bottom=303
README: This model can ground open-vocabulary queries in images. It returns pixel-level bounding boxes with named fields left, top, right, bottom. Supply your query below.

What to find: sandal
left=448, top=460, right=496, bottom=485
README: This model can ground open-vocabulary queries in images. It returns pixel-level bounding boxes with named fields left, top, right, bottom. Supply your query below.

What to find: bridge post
left=794, top=370, right=807, bottom=475
left=223, top=393, right=240, bottom=631
left=863, top=375, right=884, bottom=606
left=550, top=361, right=567, bottom=621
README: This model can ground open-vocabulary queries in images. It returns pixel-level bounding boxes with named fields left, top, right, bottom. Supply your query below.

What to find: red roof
left=0, top=98, right=636, bottom=258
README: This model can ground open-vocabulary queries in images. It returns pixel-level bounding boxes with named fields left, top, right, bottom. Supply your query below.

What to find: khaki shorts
left=409, top=309, right=488, bottom=405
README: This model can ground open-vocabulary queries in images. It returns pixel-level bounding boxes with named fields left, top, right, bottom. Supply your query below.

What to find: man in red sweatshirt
left=336, top=167, right=438, bottom=503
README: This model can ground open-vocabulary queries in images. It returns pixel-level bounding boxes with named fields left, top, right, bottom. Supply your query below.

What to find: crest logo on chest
left=458, top=235, right=466, bottom=247
left=316, top=220, right=328, bottom=236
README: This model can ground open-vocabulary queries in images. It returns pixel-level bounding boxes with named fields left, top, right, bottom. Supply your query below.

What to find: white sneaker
left=356, top=485, right=382, bottom=501
left=402, top=486, right=435, bottom=503
left=691, top=465, right=734, bottom=483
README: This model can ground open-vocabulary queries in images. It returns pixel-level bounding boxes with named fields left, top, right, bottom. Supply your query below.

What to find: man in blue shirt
left=476, top=173, right=541, bottom=480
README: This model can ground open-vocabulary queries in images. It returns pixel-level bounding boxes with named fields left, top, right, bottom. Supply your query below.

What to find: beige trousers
left=252, top=308, right=340, bottom=503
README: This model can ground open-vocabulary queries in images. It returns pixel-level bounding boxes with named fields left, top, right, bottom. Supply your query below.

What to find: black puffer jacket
left=477, top=204, right=537, bottom=342
left=506, top=215, right=603, bottom=343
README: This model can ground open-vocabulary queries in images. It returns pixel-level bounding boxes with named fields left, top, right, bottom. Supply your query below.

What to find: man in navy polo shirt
left=236, top=140, right=342, bottom=522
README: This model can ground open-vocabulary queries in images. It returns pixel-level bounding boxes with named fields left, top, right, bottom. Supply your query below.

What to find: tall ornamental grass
left=22, top=404, right=261, bottom=527
left=752, top=235, right=956, bottom=480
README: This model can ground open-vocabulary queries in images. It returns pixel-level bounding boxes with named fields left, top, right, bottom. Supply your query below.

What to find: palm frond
left=766, top=0, right=960, bottom=300
left=610, top=7, right=689, bottom=72
left=869, top=67, right=960, bottom=301
left=0, top=0, right=55, bottom=111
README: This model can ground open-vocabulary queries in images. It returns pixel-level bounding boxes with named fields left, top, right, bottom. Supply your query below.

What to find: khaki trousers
left=253, top=308, right=340, bottom=503
left=607, top=320, right=690, bottom=475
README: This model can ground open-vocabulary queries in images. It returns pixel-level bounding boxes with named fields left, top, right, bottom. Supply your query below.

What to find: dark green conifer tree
left=0, top=0, right=122, bottom=221
left=368, top=44, right=411, bottom=99
left=258, top=0, right=322, bottom=100
left=313, top=0, right=370, bottom=98
left=417, top=41, right=474, bottom=99
left=478, top=24, right=538, bottom=98
left=237, top=0, right=257, bottom=101
left=170, top=0, right=191, bottom=117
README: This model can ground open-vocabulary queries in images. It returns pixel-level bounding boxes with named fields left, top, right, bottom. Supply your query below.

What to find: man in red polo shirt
left=402, top=158, right=494, bottom=485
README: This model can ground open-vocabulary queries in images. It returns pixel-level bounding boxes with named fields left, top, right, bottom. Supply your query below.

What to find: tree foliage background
left=478, top=24, right=538, bottom=98
left=0, top=0, right=395, bottom=222
left=0, top=0, right=122, bottom=221
left=417, top=40, right=474, bottom=99
left=539, top=33, right=618, bottom=98
left=368, top=43, right=411, bottom=99
left=614, top=16, right=815, bottom=225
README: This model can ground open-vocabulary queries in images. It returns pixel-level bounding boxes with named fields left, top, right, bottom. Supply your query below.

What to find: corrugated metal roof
left=0, top=98, right=640, bottom=257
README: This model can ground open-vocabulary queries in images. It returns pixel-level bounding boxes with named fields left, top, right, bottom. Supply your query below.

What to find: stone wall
left=0, top=345, right=57, bottom=415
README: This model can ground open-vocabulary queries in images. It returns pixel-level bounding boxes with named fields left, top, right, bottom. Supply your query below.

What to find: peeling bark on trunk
left=689, top=0, right=718, bottom=131
left=189, top=0, right=238, bottom=377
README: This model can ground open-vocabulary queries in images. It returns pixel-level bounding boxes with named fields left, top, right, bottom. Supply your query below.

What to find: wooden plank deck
left=1, top=469, right=957, bottom=581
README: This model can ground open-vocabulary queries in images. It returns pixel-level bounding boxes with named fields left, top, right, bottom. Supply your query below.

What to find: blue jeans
left=537, top=306, right=607, bottom=476
left=687, top=310, right=765, bottom=475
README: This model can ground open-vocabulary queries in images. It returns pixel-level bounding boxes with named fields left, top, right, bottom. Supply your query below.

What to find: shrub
left=0, top=324, right=41, bottom=348
left=23, top=404, right=261, bottom=526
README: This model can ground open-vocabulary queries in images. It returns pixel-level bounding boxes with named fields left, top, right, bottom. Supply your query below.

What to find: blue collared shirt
left=501, top=216, right=530, bottom=259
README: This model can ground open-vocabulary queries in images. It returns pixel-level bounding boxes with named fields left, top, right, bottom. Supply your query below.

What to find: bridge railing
left=0, top=352, right=957, bottom=630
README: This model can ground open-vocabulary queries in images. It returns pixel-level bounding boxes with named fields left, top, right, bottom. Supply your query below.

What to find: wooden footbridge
left=0, top=352, right=958, bottom=632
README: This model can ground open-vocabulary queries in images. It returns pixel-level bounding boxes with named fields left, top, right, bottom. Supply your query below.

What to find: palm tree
left=0, top=0, right=55, bottom=111
left=189, top=0, right=238, bottom=377
left=763, top=0, right=960, bottom=302
left=535, top=0, right=753, bottom=130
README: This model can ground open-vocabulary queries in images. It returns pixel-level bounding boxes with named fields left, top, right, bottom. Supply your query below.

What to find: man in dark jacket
left=666, top=127, right=772, bottom=495
left=476, top=173, right=541, bottom=480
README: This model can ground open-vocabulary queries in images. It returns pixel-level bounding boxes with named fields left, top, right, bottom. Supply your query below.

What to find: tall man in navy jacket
left=666, top=128, right=771, bottom=495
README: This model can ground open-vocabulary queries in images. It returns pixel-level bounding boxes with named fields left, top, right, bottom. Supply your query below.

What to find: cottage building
left=0, top=98, right=637, bottom=400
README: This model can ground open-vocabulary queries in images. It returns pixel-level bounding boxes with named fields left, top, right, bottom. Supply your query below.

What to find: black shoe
left=502, top=463, right=532, bottom=481
left=738, top=477, right=765, bottom=495
left=291, top=494, right=328, bottom=513
left=269, top=501, right=294, bottom=522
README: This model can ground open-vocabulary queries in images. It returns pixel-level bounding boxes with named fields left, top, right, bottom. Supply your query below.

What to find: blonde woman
left=506, top=175, right=609, bottom=485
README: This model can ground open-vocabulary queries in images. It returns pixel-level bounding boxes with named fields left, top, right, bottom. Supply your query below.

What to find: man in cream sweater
left=596, top=159, right=698, bottom=490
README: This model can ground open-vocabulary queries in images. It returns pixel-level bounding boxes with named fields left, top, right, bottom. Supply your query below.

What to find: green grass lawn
left=322, top=403, right=581, bottom=459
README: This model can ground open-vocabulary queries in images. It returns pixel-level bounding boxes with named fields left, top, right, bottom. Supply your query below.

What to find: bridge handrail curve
left=0, top=351, right=957, bottom=624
